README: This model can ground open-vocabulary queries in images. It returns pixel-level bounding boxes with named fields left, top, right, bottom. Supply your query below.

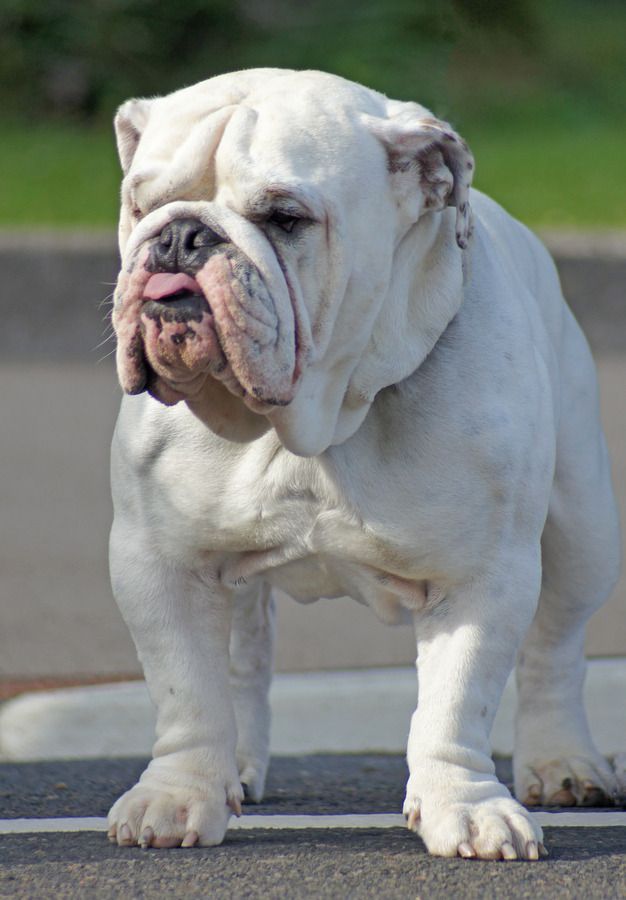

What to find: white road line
left=232, top=814, right=405, bottom=830
left=1, top=812, right=626, bottom=835
left=1, top=818, right=107, bottom=834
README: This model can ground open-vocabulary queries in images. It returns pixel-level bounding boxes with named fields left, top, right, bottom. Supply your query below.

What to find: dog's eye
left=267, top=210, right=300, bottom=233
left=131, top=206, right=143, bottom=221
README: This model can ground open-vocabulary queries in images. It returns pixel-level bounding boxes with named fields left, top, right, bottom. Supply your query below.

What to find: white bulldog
left=107, top=69, right=622, bottom=859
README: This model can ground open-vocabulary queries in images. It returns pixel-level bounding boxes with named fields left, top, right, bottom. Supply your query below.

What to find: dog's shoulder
left=468, top=190, right=567, bottom=339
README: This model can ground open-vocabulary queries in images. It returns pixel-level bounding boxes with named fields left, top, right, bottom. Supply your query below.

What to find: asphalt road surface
left=1, top=756, right=625, bottom=899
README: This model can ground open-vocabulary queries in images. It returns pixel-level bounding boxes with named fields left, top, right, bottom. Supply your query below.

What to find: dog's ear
left=114, top=98, right=153, bottom=175
left=362, top=105, right=474, bottom=249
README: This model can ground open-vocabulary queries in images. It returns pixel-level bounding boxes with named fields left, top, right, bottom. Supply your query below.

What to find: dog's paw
left=238, top=759, right=268, bottom=803
left=107, top=775, right=243, bottom=849
left=515, top=752, right=618, bottom=807
left=404, top=775, right=544, bottom=860
left=614, top=754, right=626, bottom=800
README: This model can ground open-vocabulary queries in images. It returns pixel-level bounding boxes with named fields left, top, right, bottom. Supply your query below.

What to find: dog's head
left=113, top=69, right=474, bottom=455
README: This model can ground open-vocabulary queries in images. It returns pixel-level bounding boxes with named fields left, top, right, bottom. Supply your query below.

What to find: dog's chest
left=150, top=437, right=453, bottom=623
left=218, top=499, right=433, bottom=623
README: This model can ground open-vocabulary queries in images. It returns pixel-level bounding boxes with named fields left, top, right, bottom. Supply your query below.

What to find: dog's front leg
left=404, top=550, right=545, bottom=860
left=107, top=532, right=242, bottom=849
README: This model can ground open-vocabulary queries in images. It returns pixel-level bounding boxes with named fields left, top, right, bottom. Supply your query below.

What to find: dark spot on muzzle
left=149, top=218, right=225, bottom=275
left=125, top=332, right=149, bottom=394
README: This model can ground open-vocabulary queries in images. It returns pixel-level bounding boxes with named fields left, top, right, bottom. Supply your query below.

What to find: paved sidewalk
left=1, top=353, right=625, bottom=681
left=0, top=756, right=625, bottom=899
left=1, top=231, right=625, bottom=681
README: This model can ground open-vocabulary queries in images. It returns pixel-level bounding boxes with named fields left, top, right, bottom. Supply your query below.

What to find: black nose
left=150, top=218, right=222, bottom=273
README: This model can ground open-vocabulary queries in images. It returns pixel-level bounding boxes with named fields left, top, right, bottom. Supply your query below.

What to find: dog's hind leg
left=229, top=582, right=275, bottom=802
left=514, top=339, right=622, bottom=807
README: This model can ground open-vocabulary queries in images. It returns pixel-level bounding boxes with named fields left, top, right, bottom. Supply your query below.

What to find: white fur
left=107, top=70, right=622, bottom=858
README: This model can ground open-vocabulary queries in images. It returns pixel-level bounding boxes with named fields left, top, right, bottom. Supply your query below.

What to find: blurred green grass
left=2, top=118, right=623, bottom=230
left=466, top=122, right=626, bottom=228
left=0, top=124, right=121, bottom=228
left=0, top=0, right=624, bottom=229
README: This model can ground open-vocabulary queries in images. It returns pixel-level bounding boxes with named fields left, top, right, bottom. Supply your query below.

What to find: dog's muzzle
left=141, top=218, right=224, bottom=326
left=113, top=212, right=298, bottom=410
left=151, top=218, right=225, bottom=276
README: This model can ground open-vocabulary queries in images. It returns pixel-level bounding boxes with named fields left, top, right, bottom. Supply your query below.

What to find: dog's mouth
left=133, top=270, right=231, bottom=405
left=141, top=273, right=211, bottom=324
left=113, top=242, right=299, bottom=412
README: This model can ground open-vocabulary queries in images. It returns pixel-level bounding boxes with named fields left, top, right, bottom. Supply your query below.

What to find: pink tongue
left=143, top=273, right=202, bottom=300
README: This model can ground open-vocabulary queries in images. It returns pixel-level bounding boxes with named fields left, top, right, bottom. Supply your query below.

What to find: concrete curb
left=1, top=660, right=624, bottom=761
left=0, top=229, right=622, bottom=257
left=1, top=230, right=625, bottom=359
left=539, top=230, right=626, bottom=260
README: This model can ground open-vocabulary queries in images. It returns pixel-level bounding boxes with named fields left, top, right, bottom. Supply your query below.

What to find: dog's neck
left=185, top=376, right=271, bottom=444
left=347, top=207, right=466, bottom=405
left=187, top=208, right=466, bottom=457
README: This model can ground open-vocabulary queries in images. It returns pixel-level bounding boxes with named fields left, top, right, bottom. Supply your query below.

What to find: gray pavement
left=0, top=755, right=406, bottom=818
left=1, top=232, right=625, bottom=680
left=1, top=756, right=625, bottom=899
left=2, top=828, right=626, bottom=900
left=1, top=755, right=414, bottom=818
left=1, top=355, right=625, bottom=678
